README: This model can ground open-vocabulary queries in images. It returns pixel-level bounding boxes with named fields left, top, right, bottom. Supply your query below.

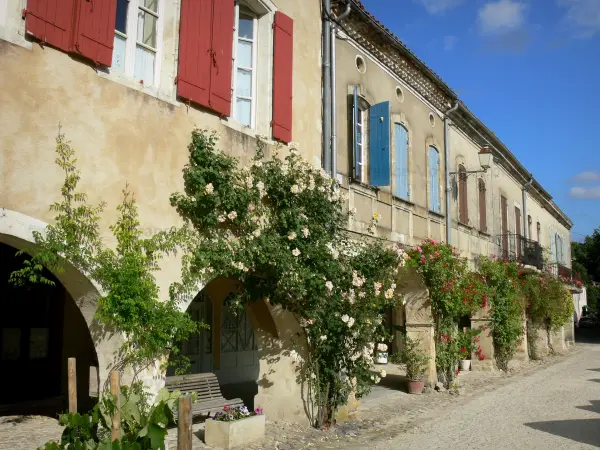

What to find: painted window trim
left=111, top=0, right=164, bottom=87
left=428, top=145, right=441, bottom=214
left=231, top=2, right=259, bottom=128
left=393, top=122, right=409, bottom=200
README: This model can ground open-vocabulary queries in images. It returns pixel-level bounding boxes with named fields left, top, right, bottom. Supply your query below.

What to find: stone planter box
left=205, top=414, right=265, bottom=449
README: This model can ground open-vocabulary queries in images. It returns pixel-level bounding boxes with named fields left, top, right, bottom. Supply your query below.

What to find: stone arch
left=171, top=276, right=310, bottom=425
left=0, top=208, right=120, bottom=412
left=395, top=267, right=437, bottom=386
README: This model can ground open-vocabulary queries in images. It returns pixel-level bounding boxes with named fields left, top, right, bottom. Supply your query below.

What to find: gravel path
left=349, top=342, right=600, bottom=450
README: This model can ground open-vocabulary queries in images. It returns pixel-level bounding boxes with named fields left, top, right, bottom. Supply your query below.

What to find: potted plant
left=393, top=336, right=430, bottom=394
left=376, top=343, right=389, bottom=364
left=205, top=404, right=265, bottom=449
left=457, top=328, right=482, bottom=371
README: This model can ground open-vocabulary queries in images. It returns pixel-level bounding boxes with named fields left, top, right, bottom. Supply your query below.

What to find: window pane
left=137, top=9, right=157, bottom=48
left=112, top=34, right=127, bottom=73
left=142, top=0, right=158, bottom=13
left=236, top=99, right=252, bottom=126
left=115, top=0, right=128, bottom=33
left=1, top=328, right=21, bottom=361
left=236, top=40, right=252, bottom=68
left=238, top=15, right=254, bottom=39
left=236, top=69, right=252, bottom=98
left=134, top=45, right=155, bottom=84
left=29, top=328, right=49, bottom=359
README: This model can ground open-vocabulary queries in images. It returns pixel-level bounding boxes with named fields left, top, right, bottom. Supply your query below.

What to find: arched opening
left=0, top=242, right=98, bottom=416
left=167, top=277, right=279, bottom=408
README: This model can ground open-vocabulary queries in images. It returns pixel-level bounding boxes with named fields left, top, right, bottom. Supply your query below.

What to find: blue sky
left=359, top=0, right=600, bottom=241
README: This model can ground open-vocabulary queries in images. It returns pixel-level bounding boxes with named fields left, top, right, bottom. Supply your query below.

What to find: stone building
left=0, top=0, right=577, bottom=423
left=0, top=0, right=321, bottom=424
left=327, top=0, right=575, bottom=375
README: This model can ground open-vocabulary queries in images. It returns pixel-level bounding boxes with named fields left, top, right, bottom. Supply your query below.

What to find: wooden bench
left=165, top=372, right=243, bottom=416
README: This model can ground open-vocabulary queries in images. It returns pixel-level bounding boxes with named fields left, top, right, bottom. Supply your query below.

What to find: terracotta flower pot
left=407, top=379, right=425, bottom=394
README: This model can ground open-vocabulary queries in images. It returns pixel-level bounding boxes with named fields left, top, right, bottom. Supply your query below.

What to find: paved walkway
left=2, top=334, right=598, bottom=449
left=343, top=340, right=600, bottom=449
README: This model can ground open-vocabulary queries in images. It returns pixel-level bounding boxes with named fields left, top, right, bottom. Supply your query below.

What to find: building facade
left=0, top=0, right=321, bottom=423
left=0, top=0, right=576, bottom=421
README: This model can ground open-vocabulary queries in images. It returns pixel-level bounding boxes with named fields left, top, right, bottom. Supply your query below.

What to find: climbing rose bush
left=170, top=130, right=404, bottom=428
left=404, top=239, right=484, bottom=384
left=479, top=257, right=524, bottom=371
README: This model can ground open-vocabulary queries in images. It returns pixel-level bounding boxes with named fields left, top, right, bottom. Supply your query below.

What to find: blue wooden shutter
left=429, top=146, right=440, bottom=213
left=369, top=101, right=391, bottom=186
left=352, top=85, right=360, bottom=179
left=395, top=123, right=409, bottom=199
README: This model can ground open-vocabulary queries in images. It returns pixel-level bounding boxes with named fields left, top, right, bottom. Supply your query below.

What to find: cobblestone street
left=2, top=338, right=596, bottom=450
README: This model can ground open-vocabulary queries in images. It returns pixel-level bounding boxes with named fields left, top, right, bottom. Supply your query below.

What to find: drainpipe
left=444, top=101, right=459, bottom=245
left=330, top=2, right=351, bottom=179
left=323, top=0, right=332, bottom=175
left=522, top=175, right=533, bottom=240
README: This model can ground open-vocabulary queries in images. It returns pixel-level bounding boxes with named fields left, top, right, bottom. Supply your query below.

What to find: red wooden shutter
left=208, top=0, right=234, bottom=116
left=177, top=0, right=233, bottom=117
left=25, top=0, right=76, bottom=52
left=272, top=11, right=293, bottom=143
left=72, top=0, right=117, bottom=66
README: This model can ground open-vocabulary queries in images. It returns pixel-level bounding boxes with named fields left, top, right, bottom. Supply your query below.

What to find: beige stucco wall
left=448, top=126, right=571, bottom=268
left=0, top=0, right=321, bottom=420
left=333, top=34, right=447, bottom=247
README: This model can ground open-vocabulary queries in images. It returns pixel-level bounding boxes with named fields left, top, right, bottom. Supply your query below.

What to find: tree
left=10, top=130, right=198, bottom=374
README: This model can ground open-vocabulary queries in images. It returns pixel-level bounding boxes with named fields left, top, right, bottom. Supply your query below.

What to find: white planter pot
left=375, top=351, right=388, bottom=364
left=460, top=359, right=471, bottom=371
left=205, top=414, right=266, bottom=449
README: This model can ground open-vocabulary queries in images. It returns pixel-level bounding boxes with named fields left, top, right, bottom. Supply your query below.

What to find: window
left=501, top=195, right=508, bottom=259
left=394, top=123, right=409, bottom=199
left=458, top=164, right=468, bottom=224
left=555, top=233, right=564, bottom=263
left=232, top=4, right=258, bottom=127
left=429, top=146, right=441, bottom=213
left=478, top=178, right=487, bottom=232
left=515, top=206, right=522, bottom=257
left=352, top=86, right=370, bottom=182
left=112, top=0, right=161, bottom=85
left=537, top=222, right=541, bottom=243
left=527, top=215, right=532, bottom=240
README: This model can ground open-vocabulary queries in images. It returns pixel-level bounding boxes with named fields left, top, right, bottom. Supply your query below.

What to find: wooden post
left=177, top=395, right=192, bottom=450
left=67, top=357, right=77, bottom=413
left=110, top=371, right=121, bottom=442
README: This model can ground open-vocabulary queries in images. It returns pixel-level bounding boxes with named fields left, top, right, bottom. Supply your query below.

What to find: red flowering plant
left=405, top=239, right=485, bottom=385
left=455, top=328, right=483, bottom=360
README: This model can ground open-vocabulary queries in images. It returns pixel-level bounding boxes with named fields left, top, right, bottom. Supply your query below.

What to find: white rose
left=302, top=227, right=310, bottom=238
left=320, top=335, right=327, bottom=342
left=288, top=232, right=297, bottom=240
left=341, top=314, right=349, bottom=323
left=325, top=281, right=334, bottom=292
left=292, top=248, right=301, bottom=257
left=227, top=211, right=238, bottom=220
left=204, top=183, right=214, bottom=195
left=217, top=214, right=226, bottom=223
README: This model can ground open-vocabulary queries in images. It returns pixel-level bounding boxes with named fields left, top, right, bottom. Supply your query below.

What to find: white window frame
left=231, top=2, right=258, bottom=128
left=111, top=0, right=163, bottom=87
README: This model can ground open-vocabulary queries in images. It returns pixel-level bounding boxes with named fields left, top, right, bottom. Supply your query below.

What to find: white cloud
left=443, top=35, right=459, bottom=50
left=571, top=171, right=600, bottom=183
left=569, top=186, right=600, bottom=199
left=413, top=0, right=465, bottom=14
left=478, top=0, right=528, bottom=34
left=557, top=0, right=600, bottom=38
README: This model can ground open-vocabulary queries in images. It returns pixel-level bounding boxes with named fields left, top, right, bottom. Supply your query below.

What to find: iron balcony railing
left=495, top=233, right=543, bottom=270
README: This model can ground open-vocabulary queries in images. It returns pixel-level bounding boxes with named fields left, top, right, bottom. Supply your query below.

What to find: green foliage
left=392, top=336, right=430, bottom=381
left=479, top=257, right=524, bottom=371
left=40, top=384, right=184, bottom=450
left=170, top=130, right=404, bottom=427
left=572, top=230, right=600, bottom=282
left=10, top=130, right=199, bottom=371
left=587, top=286, right=600, bottom=310
left=405, top=239, right=484, bottom=384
